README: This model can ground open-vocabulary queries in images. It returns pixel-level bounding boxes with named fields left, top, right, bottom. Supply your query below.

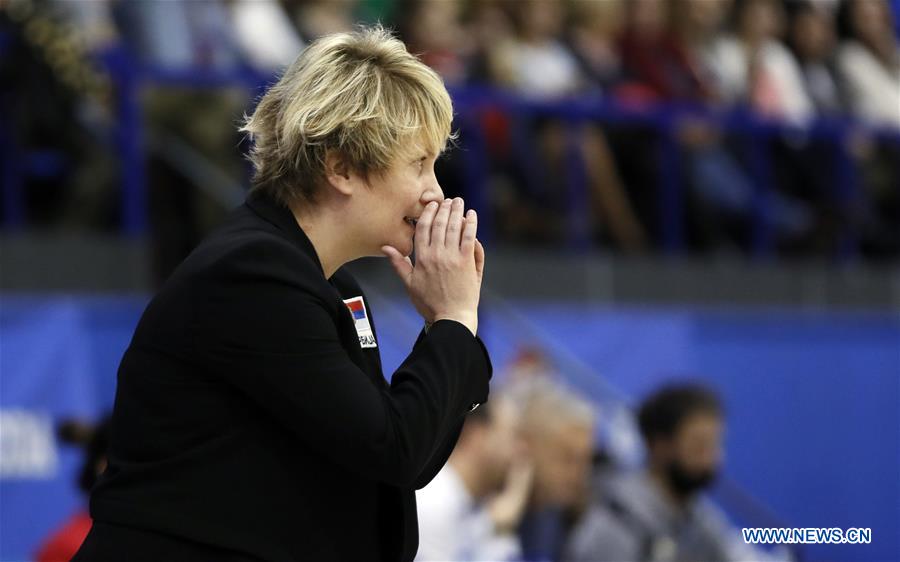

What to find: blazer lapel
left=245, top=192, right=375, bottom=378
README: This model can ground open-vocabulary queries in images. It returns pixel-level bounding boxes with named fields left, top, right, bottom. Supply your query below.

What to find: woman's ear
left=324, top=149, right=355, bottom=196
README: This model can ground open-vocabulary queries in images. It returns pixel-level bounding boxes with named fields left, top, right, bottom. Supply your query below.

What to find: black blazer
left=73, top=192, right=492, bottom=562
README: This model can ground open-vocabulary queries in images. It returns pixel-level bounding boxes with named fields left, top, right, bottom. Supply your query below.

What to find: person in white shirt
left=228, top=0, right=304, bottom=72
left=706, top=0, right=814, bottom=123
left=415, top=394, right=533, bottom=562
left=836, top=0, right=900, bottom=129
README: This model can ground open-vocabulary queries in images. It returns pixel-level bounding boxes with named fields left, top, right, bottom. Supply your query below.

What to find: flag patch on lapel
left=343, top=296, right=377, bottom=349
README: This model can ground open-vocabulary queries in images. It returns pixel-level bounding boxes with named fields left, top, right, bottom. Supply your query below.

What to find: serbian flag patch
left=343, top=296, right=377, bottom=349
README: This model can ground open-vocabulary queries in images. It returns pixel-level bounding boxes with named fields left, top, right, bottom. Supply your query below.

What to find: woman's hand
left=382, top=198, right=485, bottom=336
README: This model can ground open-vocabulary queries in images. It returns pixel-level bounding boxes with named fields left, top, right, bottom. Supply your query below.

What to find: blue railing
left=450, top=87, right=900, bottom=258
left=3, top=46, right=899, bottom=259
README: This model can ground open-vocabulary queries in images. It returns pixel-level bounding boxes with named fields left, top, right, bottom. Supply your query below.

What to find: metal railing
left=3, top=45, right=899, bottom=262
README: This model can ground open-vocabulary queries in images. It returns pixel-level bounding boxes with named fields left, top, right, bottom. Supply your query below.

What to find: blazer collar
left=245, top=190, right=325, bottom=276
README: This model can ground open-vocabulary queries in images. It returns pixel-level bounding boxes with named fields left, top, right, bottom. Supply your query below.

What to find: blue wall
left=1, top=296, right=898, bottom=562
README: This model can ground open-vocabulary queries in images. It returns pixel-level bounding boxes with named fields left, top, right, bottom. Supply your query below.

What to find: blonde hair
left=240, top=25, right=455, bottom=207
left=507, top=377, right=596, bottom=438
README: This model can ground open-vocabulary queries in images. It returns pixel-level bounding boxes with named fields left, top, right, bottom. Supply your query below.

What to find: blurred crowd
left=35, top=346, right=793, bottom=562
left=1, top=0, right=899, bottom=279
left=412, top=353, right=792, bottom=562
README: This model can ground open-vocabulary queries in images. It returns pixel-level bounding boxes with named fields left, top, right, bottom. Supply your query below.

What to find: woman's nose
left=421, top=178, right=444, bottom=205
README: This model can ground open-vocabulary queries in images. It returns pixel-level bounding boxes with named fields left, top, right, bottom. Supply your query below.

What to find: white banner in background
left=0, top=409, right=58, bottom=479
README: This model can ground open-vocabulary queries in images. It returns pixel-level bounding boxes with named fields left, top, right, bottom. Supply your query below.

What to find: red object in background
left=611, top=82, right=665, bottom=109
left=616, top=29, right=715, bottom=104
left=481, top=106, right=511, bottom=159
left=34, top=510, right=92, bottom=562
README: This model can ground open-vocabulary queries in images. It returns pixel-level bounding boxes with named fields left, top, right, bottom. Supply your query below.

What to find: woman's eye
left=417, top=158, right=427, bottom=172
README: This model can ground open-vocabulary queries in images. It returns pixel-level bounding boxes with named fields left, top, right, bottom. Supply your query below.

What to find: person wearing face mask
left=563, top=383, right=791, bottom=562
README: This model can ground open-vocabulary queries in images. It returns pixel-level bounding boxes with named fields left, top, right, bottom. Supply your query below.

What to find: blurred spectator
left=509, top=377, right=596, bottom=562
left=563, top=383, right=788, bottom=562
left=489, top=0, right=581, bottom=98
left=836, top=0, right=900, bottom=128
left=787, top=1, right=845, bottom=115
left=292, top=0, right=356, bottom=39
left=568, top=0, right=624, bottom=94
left=482, top=0, right=648, bottom=252
left=708, top=0, right=814, bottom=122
left=115, top=0, right=241, bottom=70
left=1, top=0, right=896, bottom=262
left=464, top=0, right=517, bottom=84
left=114, top=0, right=252, bottom=282
left=609, top=0, right=814, bottom=253
left=229, top=0, right=305, bottom=72
left=611, top=0, right=739, bottom=253
left=616, top=0, right=719, bottom=104
left=415, top=394, right=533, bottom=562
left=832, top=0, right=900, bottom=258
left=398, top=0, right=471, bottom=87
left=679, top=0, right=820, bottom=252
left=34, top=417, right=110, bottom=562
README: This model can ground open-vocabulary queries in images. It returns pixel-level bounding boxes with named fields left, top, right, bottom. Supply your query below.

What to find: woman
left=836, top=0, right=900, bottom=128
left=72, top=26, right=491, bottom=562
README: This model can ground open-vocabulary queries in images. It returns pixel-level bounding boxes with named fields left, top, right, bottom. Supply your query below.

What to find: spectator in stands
left=484, top=0, right=648, bottom=252
left=770, top=1, right=853, bottom=255
left=563, top=383, right=790, bottom=562
left=708, top=0, right=814, bottom=122
left=463, top=0, right=517, bottom=84
left=292, top=0, right=356, bottom=40
left=114, top=0, right=251, bottom=282
left=510, top=378, right=596, bottom=562
left=669, top=0, right=818, bottom=253
left=115, top=0, right=241, bottom=70
left=488, top=0, right=582, bottom=98
left=836, top=0, right=900, bottom=129
left=787, top=1, right=846, bottom=116
left=611, top=0, right=801, bottom=253
left=229, top=0, right=305, bottom=72
left=568, top=0, right=624, bottom=95
left=617, top=0, right=721, bottom=104
left=415, top=394, right=533, bottom=561
left=835, top=0, right=900, bottom=257
left=398, top=0, right=471, bottom=87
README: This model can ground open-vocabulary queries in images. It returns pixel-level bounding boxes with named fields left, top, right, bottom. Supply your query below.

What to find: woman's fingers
left=461, top=209, right=477, bottom=251
left=474, top=239, right=485, bottom=278
left=445, top=198, right=465, bottom=248
left=381, top=245, right=413, bottom=286
left=416, top=201, right=439, bottom=249
left=431, top=198, right=452, bottom=247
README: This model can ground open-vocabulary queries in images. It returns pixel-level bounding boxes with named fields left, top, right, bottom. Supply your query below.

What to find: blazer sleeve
left=410, top=332, right=492, bottom=490
left=413, top=419, right=464, bottom=490
left=193, top=239, right=491, bottom=489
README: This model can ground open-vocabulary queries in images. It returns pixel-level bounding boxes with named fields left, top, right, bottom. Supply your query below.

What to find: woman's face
left=520, top=0, right=565, bottom=41
left=355, top=142, right=446, bottom=258
left=792, top=8, right=834, bottom=61
left=850, top=0, right=892, bottom=44
left=628, top=0, right=667, bottom=37
left=740, top=0, right=782, bottom=42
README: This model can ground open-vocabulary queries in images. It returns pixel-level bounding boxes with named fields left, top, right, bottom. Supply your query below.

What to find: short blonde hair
left=507, top=377, right=596, bottom=438
left=240, top=25, right=454, bottom=207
